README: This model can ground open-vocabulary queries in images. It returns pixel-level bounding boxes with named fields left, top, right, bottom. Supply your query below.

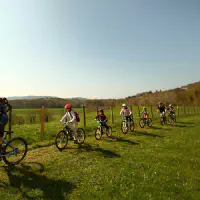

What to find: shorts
left=68, top=122, right=78, bottom=132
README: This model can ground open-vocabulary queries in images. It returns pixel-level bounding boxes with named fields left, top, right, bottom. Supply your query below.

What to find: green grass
left=0, top=113, right=200, bottom=199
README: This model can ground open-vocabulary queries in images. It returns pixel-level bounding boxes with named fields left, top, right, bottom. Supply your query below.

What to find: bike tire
left=95, top=128, right=102, bottom=140
left=130, top=121, right=135, bottom=132
left=55, top=131, right=68, bottom=150
left=121, top=121, right=128, bottom=134
left=106, top=126, right=112, bottom=137
left=3, top=137, right=28, bottom=165
left=77, top=128, right=86, bottom=144
left=139, top=119, right=145, bottom=128
left=147, top=118, right=152, bottom=127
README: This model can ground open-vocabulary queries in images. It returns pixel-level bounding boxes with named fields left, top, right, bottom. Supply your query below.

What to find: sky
left=0, top=0, right=200, bottom=99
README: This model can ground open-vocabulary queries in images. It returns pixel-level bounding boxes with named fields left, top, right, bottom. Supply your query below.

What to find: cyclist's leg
left=69, top=123, right=78, bottom=141
left=0, top=121, right=5, bottom=146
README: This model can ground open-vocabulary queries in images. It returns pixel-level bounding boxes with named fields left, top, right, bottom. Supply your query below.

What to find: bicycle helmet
left=122, top=104, right=127, bottom=107
left=169, top=104, right=172, bottom=107
left=98, top=109, right=104, bottom=112
left=143, top=106, right=147, bottom=109
left=64, top=104, right=72, bottom=109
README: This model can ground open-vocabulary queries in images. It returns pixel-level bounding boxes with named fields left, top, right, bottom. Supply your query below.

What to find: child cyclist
left=120, top=104, right=132, bottom=122
left=95, top=109, right=109, bottom=130
left=140, top=106, right=149, bottom=119
left=60, top=104, right=78, bottom=143
left=0, top=98, right=10, bottom=147
left=167, top=104, right=176, bottom=121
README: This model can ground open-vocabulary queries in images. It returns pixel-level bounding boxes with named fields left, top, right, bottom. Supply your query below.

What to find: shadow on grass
left=74, top=143, right=121, bottom=158
left=134, top=130, right=165, bottom=138
left=3, top=162, right=75, bottom=200
left=150, top=125, right=172, bottom=131
left=166, top=124, right=193, bottom=128
left=176, top=121, right=194, bottom=124
left=108, top=136, right=140, bottom=145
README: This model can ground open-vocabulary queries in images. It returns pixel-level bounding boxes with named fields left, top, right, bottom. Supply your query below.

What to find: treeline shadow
left=3, top=162, right=75, bottom=200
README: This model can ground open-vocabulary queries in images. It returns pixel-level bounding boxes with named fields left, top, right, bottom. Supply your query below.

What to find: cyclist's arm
left=120, top=109, right=124, bottom=116
left=129, top=109, right=132, bottom=116
left=69, top=111, right=76, bottom=123
left=60, top=113, right=68, bottom=124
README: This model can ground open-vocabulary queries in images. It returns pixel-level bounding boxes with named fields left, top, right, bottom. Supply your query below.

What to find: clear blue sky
left=0, top=0, right=200, bottom=99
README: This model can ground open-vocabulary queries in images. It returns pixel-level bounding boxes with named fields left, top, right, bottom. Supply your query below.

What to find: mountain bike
left=168, top=112, right=176, bottom=123
left=0, top=130, right=28, bottom=165
left=95, top=120, right=112, bottom=140
left=160, top=112, right=167, bottom=125
left=121, top=116, right=135, bottom=134
left=139, top=115, right=152, bottom=128
left=55, top=124, right=86, bottom=150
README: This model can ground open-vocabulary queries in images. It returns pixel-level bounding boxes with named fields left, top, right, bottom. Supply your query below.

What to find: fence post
left=137, top=106, right=140, bottom=118
left=41, top=106, right=45, bottom=135
left=8, top=106, right=12, bottom=140
left=184, top=106, right=186, bottom=115
left=110, top=106, right=114, bottom=124
left=151, top=105, right=154, bottom=118
left=177, top=106, right=179, bottom=116
left=83, top=105, right=86, bottom=127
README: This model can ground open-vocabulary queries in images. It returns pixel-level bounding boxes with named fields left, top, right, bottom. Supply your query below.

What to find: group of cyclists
left=0, top=97, right=176, bottom=145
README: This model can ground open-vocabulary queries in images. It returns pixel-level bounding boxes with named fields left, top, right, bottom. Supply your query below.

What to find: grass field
left=0, top=110, right=200, bottom=199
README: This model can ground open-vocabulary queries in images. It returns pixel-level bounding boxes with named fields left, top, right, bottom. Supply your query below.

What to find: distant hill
left=7, top=81, right=200, bottom=109
left=7, top=96, right=58, bottom=100
left=7, top=96, right=88, bottom=101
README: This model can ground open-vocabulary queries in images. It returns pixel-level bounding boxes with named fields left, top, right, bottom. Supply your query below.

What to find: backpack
left=74, top=111, right=80, bottom=122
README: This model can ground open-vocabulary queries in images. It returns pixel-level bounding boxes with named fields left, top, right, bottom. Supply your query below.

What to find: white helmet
left=122, top=104, right=127, bottom=107
left=169, top=104, right=172, bottom=107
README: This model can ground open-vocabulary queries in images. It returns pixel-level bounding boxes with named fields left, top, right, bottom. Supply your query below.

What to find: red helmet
left=64, top=104, right=72, bottom=109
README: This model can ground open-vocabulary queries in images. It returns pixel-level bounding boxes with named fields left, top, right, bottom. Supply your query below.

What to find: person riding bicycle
left=0, top=98, right=10, bottom=146
left=140, top=106, right=149, bottom=119
left=120, top=104, right=132, bottom=122
left=167, top=104, right=176, bottom=121
left=157, top=102, right=167, bottom=118
left=60, top=104, right=78, bottom=143
left=95, top=109, right=109, bottom=130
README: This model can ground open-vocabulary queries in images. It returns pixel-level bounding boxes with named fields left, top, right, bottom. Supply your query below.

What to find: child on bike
left=60, top=104, right=78, bottom=143
left=140, top=106, right=149, bottom=119
left=95, top=109, right=109, bottom=130
left=167, top=104, right=176, bottom=121
left=0, top=98, right=10, bottom=146
left=120, top=104, right=132, bottom=122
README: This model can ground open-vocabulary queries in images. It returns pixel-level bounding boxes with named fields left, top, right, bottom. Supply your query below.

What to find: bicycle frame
left=0, top=131, right=17, bottom=158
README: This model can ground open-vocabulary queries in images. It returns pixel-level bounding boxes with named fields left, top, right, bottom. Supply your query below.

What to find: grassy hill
left=9, top=81, right=200, bottom=109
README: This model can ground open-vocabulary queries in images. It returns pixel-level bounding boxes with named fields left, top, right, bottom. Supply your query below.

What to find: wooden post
left=83, top=105, right=86, bottom=127
left=41, top=106, right=45, bottom=135
left=177, top=106, right=179, bottom=116
left=8, top=106, right=12, bottom=140
left=184, top=106, right=186, bottom=115
left=151, top=105, right=154, bottom=118
left=110, top=106, right=114, bottom=124
left=137, top=106, right=140, bottom=118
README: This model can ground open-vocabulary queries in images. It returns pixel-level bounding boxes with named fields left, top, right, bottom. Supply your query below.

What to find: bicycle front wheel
left=121, top=121, right=128, bottom=134
left=3, top=137, right=28, bottom=165
left=139, top=119, right=145, bottom=128
left=55, top=131, right=68, bottom=150
left=77, top=128, right=86, bottom=144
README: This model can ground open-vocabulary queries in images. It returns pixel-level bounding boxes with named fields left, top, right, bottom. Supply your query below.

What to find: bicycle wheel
left=55, top=131, right=68, bottom=150
left=147, top=118, right=152, bottom=127
left=121, top=121, right=128, bottom=134
left=95, top=128, right=102, bottom=140
left=168, top=115, right=172, bottom=123
left=130, top=121, right=135, bottom=132
left=106, top=126, right=112, bottom=137
left=160, top=117, right=164, bottom=126
left=77, top=128, right=86, bottom=144
left=3, top=137, right=28, bottom=165
left=139, top=119, right=145, bottom=128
